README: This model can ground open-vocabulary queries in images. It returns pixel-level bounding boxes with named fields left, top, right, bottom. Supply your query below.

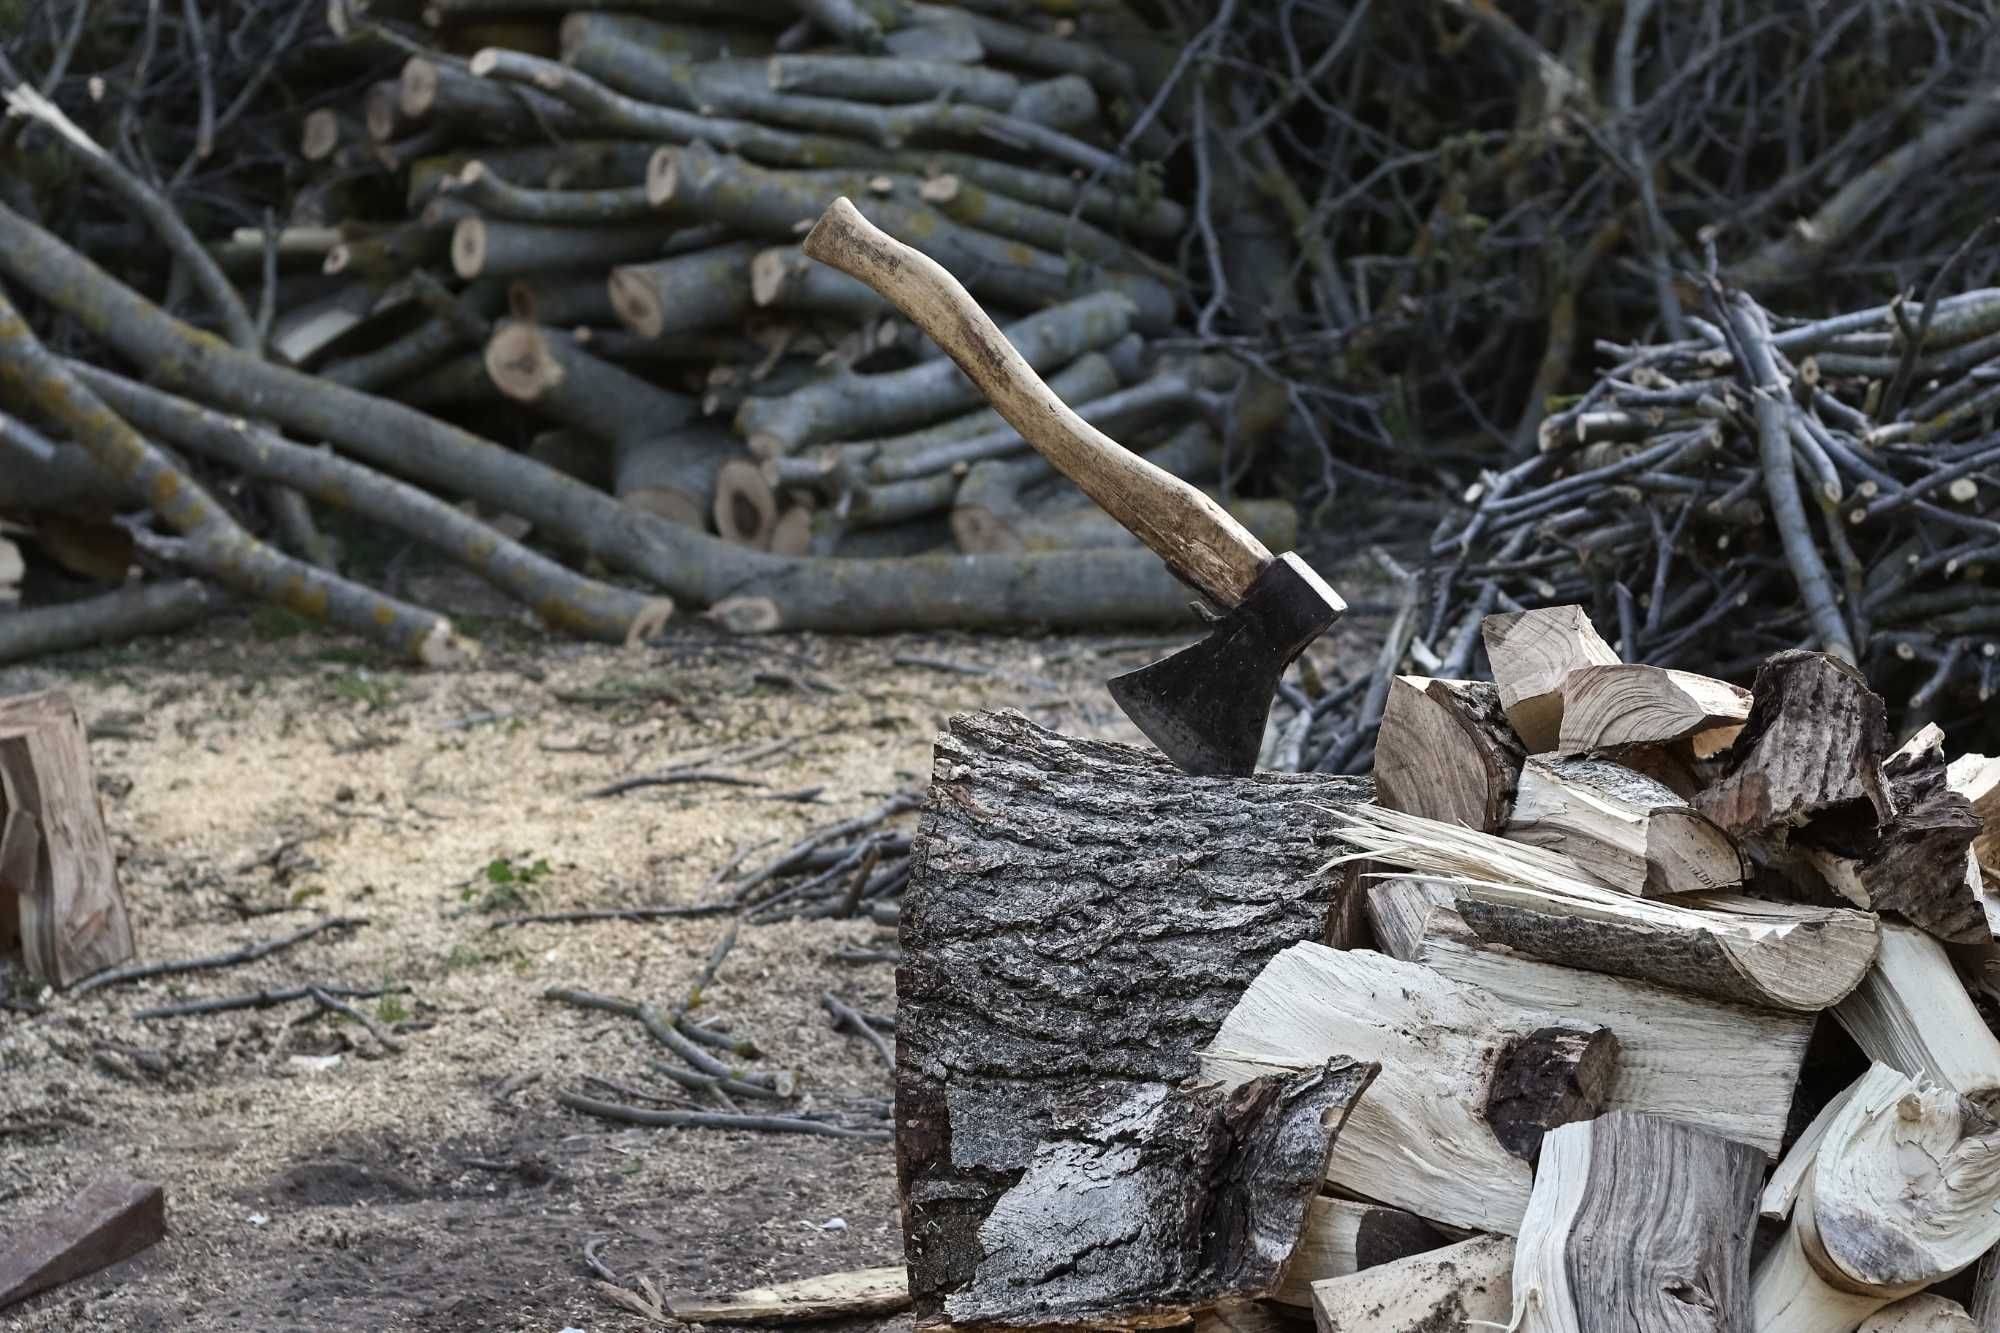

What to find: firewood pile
left=888, top=604, right=2000, bottom=1333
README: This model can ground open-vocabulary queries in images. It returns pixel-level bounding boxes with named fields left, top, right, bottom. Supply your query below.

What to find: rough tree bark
left=897, top=710, right=1373, bottom=1326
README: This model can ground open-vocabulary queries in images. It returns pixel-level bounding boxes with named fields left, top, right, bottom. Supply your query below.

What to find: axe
left=804, top=198, right=1345, bottom=776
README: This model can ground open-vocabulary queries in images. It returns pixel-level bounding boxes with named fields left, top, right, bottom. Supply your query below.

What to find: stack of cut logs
left=287, top=3, right=1274, bottom=564
left=892, top=604, right=2000, bottom=1333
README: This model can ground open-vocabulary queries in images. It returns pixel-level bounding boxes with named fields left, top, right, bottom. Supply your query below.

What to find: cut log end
left=714, top=459, right=777, bottom=549
left=750, top=248, right=796, bottom=307
left=467, top=48, right=501, bottom=78
left=450, top=216, right=488, bottom=280
left=300, top=109, right=342, bottom=161
left=607, top=267, right=666, bottom=339
left=398, top=57, right=440, bottom=119
left=646, top=147, right=680, bottom=210
left=321, top=244, right=355, bottom=276
left=708, top=596, right=781, bottom=635
left=483, top=321, right=564, bottom=403
left=363, top=81, right=402, bottom=142
left=769, top=506, right=813, bottom=557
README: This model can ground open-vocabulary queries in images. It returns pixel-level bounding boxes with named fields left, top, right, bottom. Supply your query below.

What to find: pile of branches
left=1277, top=268, right=2000, bottom=773
left=1167, top=0, right=2000, bottom=500
left=1, top=0, right=1300, bottom=662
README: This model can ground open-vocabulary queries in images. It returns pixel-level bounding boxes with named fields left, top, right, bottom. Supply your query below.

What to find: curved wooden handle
left=802, top=197, right=1270, bottom=606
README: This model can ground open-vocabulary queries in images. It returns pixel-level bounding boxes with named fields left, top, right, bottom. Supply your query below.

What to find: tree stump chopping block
left=897, top=709, right=1373, bottom=1327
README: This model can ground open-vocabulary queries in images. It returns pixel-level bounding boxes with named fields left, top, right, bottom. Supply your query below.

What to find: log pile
left=887, top=604, right=2000, bottom=1333
left=0, top=0, right=1312, bottom=661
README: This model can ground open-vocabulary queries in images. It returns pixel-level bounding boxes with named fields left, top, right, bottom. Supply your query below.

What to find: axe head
left=1108, top=552, right=1345, bottom=777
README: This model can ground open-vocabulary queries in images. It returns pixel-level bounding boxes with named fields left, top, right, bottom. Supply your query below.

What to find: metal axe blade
left=1107, top=554, right=1345, bottom=776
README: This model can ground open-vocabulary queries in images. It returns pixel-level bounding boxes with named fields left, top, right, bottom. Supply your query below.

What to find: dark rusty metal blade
left=1108, top=553, right=1344, bottom=776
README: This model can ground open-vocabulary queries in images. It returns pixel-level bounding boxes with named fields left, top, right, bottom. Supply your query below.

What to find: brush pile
left=1276, top=275, right=2000, bottom=775
left=889, top=604, right=2000, bottom=1332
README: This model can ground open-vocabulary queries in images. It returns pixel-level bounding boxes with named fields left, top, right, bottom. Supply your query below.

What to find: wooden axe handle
left=802, top=197, right=1270, bottom=607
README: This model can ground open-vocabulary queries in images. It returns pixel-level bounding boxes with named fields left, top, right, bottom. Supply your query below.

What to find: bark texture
left=946, top=1060, right=1376, bottom=1329
left=897, top=710, right=1372, bottom=1324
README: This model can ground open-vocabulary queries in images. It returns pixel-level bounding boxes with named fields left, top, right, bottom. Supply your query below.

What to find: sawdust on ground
left=0, top=584, right=1374, bottom=1333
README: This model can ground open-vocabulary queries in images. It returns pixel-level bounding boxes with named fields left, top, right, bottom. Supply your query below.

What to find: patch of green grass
left=250, top=606, right=313, bottom=641
left=328, top=670, right=397, bottom=711
left=462, top=854, right=555, bottom=913
left=376, top=992, right=409, bottom=1024
left=443, top=944, right=484, bottom=972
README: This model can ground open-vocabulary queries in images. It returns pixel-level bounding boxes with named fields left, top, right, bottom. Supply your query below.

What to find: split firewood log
left=1858, top=1294, right=1979, bottom=1332
left=1508, top=1112, right=1761, bottom=1332
left=1200, top=941, right=1615, bottom=1234
left=1373, top=676, right=1525, bottom=833
left=1556, top=663, right=1751, bottom=757
left=1332, top=806, right=1873, bottom=1010
left=1833, top=921, right=2000, bottom=1112
left=1801, top=724, right=1985, bottom=944
left=1482, top=605, right=1622, bottom=751
left=1309, top=1234, right=1515, bottom=1333
left=897, top=711, right=1372, bottom=1325
left=1366, top=876, right=1811, bottom=1155
left=1972, top=1249, right=2000, bottom=1333
left=0, top=691, right=135, bottom=986
left=1384, top=873, right=1873, bottom=1013
left=1947, top=753, right=2000, bottom=884
left=942, top=1060, right=1376, bottom=1329
left=1695, top=649, right=1894, bottom=844
left=1268, top=1197, right=1448, bottom=1309
left=1503, top=753, right=1743, bottom=896
left=1761, top=1077, right=1866, bottom=1223
left=1751, top=1064, right=2000, bottom=1332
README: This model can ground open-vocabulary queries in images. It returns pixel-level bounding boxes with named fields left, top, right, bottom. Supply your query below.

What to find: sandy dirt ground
left=0, top=575, right=1375, bottom=1333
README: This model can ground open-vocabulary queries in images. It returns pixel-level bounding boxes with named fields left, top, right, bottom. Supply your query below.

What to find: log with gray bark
left=895, top=709, right=1373, bottom=1324
left=943, top=1060, right=1376, bottom=1329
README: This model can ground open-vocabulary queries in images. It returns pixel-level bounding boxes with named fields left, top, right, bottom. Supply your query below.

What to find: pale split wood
left=1752, top=1063, right=2000, bottom=1332
left=1760, top=1077, right=1864, bottom=1223
left=1832, top=920, right=2000, bottom=1112
left=1503, top=752, right=1744, bottom=897
left=1972, top=1245, right=2000, bottom=1333
left=1556, top=663, right=1751, bottom=755
left=1947, top=752, right=2000, bottom=885
left=801, top=197, right=1280, bottom=607
left=0, top=535, right=20, bottom=605
left=1508, top=1111, right=1761, bottom=1333
left=1270, top=1196, right=1449, bottom=1308
left=1199, top=942, right=1607, bottom=1234
left=1373, top=676, right=1524, bottom=833
left=1367, top=879, right=1811, bottom=1156
left=1310, top=1234, right=1515, bottom=1333
left=1326, top=804, right=1872, bottom=1011
left=1480, top=605, right=1621, bottom=752
left=661, top=1267, right=911, bottom=1322
left=1859, top=1295, right=1979, bottom=1332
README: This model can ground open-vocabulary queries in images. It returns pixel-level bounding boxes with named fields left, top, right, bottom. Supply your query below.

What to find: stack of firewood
left=278, top=3, right=1271, bottom=563
left=890, top=605, right=2000, bottom=1333
left=0, top=1, right=1305, bottom=664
